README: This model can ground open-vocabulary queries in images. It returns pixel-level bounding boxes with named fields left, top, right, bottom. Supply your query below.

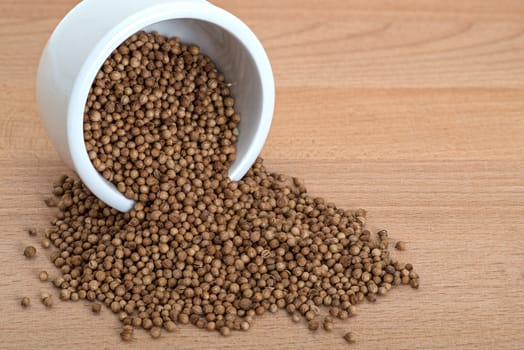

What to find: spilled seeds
left=27, top=31, right=419, bottom=342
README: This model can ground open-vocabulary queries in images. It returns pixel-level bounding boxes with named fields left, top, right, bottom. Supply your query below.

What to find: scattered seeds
left=23, top=246, right=36, bottom=258
left=28, top=30, right=419, bottom=342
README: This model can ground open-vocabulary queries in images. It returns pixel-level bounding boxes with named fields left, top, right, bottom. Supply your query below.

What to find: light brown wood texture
left=1, top=0, right=523, bottom=349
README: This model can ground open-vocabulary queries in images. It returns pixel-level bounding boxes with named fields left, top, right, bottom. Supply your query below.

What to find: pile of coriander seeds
left=36, top=31, right=419, bottom=342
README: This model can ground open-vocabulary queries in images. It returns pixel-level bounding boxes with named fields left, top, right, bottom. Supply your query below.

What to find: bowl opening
left=143, top=18, right=265, bottom=180
left=68, top=3, right=274, bottom=212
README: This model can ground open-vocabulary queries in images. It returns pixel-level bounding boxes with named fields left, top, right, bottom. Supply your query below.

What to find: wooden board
left=0, top=1, right=523, bottom=349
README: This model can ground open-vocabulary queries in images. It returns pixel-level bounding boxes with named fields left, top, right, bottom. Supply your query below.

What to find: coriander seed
left=92, top=303, right=102, bottom=314
left=323, top=317, right=333, bottom=332
left=59, top=289, right=71, bottom=300
left=308, top=319, right=319, bottom=331
left=220, top=327, right=231, bottom=336
left=164, top=321, right=177, bottom=332
left=343, top=332, right=356, bottom=344
left=42, top=295, right=53, bottom=308
left=23, top=246, right=36, bottom=258
left=150, top=327, right=161, bottom=339
left=120, top=326, right=134, bottom=342
left=44, top=197, right=58, bottom=207
left=395, top=241, right=406, bottom=251
left=20, top=297, right=31, bottom=308
left=38, top=271, right=48, bottom=282
left=40, top=238, right=51, bottom=249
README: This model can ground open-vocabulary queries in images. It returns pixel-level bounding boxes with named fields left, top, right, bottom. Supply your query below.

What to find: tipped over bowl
left=37, top=0, right=275, bottom=212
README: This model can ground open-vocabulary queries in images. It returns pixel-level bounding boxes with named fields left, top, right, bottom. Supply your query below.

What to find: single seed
left=92, top=303, right=102, bottom=314
left=42, top=296, right=53, bottom=308
left=44, top=197, right=59, bottom=207
left=395, top=241, right=406, bottom=251
left=38, top=271, right=48, bottom=282
left=150, top=327, right=161, bottom=339
left=164, top=321, right=177, bottom=332
left=20, top=297, right=31, bottom=308
left=323, top=317, right=333, bottom=331
left=24, top=246, right=36, bottom=258
left=308, top=319, right=319, bottom=331
left=41, top=238, right=51, bottom=249
left=189, top=45, right=200, bottom=55
left=59, top=289, right=71, bottom=300
left=28, top=228, right=37, bottom=236
left=348, top=305, right=357, bottom=316
left=220, top=326, right=231, bottom=336
left=344, top=332, right=356, bottom=344
left=120, top=326, right=134, bottom=342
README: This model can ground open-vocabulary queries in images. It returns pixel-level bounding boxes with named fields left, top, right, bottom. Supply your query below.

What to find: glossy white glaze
left=37, top=0, right=275, bottom=212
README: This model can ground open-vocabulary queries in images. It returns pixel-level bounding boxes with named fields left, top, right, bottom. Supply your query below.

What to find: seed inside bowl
left=83, top=31, right=238, bottom=202
left=29, top=31, right=419, bottom=343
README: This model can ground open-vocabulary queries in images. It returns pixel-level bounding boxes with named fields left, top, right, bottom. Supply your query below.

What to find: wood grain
left=1, top=1, right=523, bottom=349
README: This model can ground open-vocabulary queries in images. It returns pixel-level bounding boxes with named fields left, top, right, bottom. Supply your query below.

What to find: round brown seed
left=150, top=327, right=161, bottom=339
left=24, top=246, right=36, bottom=258
left=344, top=332, right=356, bottom=343
left=164, top=321, right=177, bottom=332
left=323, top=318, right=333, bottom=332
left=92, top=303, right=102, bottom=314
left=308, top=319, right=319, bottom=331
left=120, top=326, right=134, bottom=342
left=42, top=296, right=53, bottom=308
left=38, top=271, right=48, bottom=282
left=20, top=297, right=31, bottom=308
left=395, top=241, right=406, bottom=251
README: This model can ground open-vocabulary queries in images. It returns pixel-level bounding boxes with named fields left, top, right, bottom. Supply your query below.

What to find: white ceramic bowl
left=37, top=0, right=274, bottom=212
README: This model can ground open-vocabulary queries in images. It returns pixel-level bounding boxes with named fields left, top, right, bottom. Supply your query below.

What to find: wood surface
left=1, top=0, right=523, bottom=349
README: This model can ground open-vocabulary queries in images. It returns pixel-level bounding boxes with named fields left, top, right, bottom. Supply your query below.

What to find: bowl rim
left=67, top=0, right=275, bottom=212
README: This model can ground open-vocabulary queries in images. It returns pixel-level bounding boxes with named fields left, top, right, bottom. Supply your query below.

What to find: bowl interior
left=144, top=19, right=263, bottom=179
left=66, top=6, right=273, bottom=213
